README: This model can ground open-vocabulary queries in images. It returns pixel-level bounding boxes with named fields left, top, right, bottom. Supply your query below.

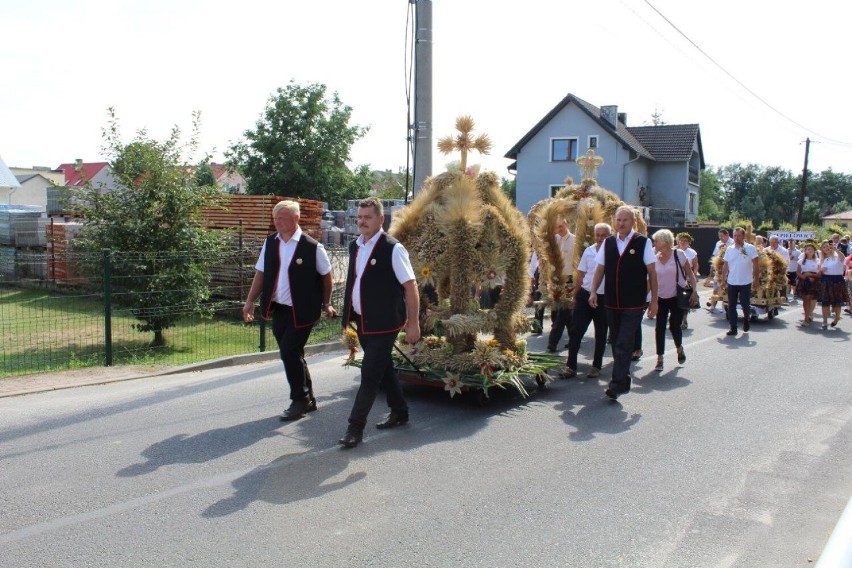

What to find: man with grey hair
left=589, top=206, right=658, bottom=400
left=563, top=222, right=611, bottom=379
left=243, top=200, right=336, bottom=420
left=721, top=227, right=759, bottom=336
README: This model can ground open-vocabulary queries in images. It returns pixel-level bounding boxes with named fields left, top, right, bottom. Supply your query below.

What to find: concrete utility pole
left=412, top=0, right=432, bottom=196
left=796, top=137, right=810, bottom=230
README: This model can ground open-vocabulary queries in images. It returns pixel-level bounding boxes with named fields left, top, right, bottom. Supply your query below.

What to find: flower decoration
left=341, top=327, right=360, bottom=366
left=443, top=372, right=463, bottom=397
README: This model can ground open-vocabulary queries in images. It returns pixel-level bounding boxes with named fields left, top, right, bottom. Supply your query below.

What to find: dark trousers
left=271, top=305, right=314, bottom=401
left=567, top=289, right=607, bottom=370
left=655, top=296, right=684, bottom=355
left=606, top=308, right=644, bottom=393
left=727, top=283, right=752, bottom=330
left=548, top=307, right=573, bottom=347
left=348, top=330, right=407, bottom=431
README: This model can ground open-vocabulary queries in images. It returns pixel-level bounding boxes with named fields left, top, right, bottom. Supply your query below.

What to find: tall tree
left=697, top=167, right=724, bottom=220
left=74, top=109, right=225, bottom=347
left=226, top=80, right=371, bottom=208
left=193, top=161, right=217, bottom=188
left=500, top=177, right=516, bottom=205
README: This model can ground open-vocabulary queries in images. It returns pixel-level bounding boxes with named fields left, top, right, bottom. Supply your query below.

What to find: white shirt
left=820, top=255, right=846, bottom=276
left=555, top=231, right=576, bottom=276
left=352, top=229, right=415, bottom=315
left=680, top=247, right=697, bottom=262
left=769, top=245, right=790, bottom=263
left=594, top=230, right=656, bottom=267
left=723, top=243, right=758, bottom=285
left=799, top=258, right=819, bottom=273
left=528, top=251, right=539, bottom=279
left=578, top=244, right=605, bottom=294
left=712, top=238, right=735, bottom=257
left=787, top=247, right=800, bottom=272
left=255, top=227, right=332, bottom=306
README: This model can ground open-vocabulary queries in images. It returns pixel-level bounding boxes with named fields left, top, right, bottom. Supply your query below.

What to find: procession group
left=241, top=198, right=852, bottom=448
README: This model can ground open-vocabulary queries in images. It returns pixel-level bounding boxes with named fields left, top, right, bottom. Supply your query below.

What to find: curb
left=0, top=340, right=345, bottom=399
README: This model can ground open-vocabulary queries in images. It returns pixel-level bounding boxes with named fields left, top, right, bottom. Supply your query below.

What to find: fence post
left=103, top=249, right=113, bottom=366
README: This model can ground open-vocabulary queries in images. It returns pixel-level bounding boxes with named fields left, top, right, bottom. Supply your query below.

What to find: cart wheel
left=469, top=389, right=491, bottom=407
left=767, top=309, right=775, bottom=320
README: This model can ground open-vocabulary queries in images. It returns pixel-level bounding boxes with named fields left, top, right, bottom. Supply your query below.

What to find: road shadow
left=117, top=415, right=286, bottom=477
left=200, top=375, right=543, bottom=517
left=632, top=367, right=691, bottom=395
left=552, top=377, right=641, bottom=442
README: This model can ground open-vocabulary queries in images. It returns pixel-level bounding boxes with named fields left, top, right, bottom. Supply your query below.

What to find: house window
left=688, top=192, right=696, bottom=214
left=551, top=138, right=578, bottom=162
left=550, top=185, right=565, bottom=197
left=588, top=136, right=598, bottom=149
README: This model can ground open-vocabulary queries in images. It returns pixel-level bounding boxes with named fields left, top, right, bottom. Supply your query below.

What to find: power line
left=643, top=0, right=852, bottom=147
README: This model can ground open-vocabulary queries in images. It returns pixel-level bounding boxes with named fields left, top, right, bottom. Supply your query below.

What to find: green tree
left=697, top=167, right=725, bottom=221
left=74, top=109, right=225, bottom=347
left=500, top=177, right=516, bottom=205
left=193, top=161, right=217, bottom=188
left=226, top=80, right=371, bottom=208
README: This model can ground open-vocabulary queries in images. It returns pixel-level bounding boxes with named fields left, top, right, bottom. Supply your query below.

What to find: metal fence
left=0, top=239, right=352, bottom=378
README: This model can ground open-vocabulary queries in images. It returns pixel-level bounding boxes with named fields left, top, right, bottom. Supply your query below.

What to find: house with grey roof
left=506, top=93, right=704, bottom=225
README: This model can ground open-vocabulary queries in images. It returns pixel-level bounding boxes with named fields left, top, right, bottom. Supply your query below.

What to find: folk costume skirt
left=820, top=275, right=850, bottom=306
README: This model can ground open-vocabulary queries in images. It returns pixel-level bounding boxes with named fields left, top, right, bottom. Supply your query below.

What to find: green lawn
left=0, top=287, right=341, bottom=378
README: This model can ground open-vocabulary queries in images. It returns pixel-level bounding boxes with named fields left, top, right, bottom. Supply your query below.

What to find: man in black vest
left=339, top=197, right=420, bottom=448
left=589, top=206, right=658, bottom=400
left=243, top=200, right=336, bottom=420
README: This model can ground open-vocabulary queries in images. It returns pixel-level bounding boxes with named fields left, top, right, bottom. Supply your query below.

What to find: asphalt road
left=1, top=297, right=850, bottom=567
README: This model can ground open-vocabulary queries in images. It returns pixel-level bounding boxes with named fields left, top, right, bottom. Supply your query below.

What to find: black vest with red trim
left=603, top=233, right=649, bottom=310
left=259, top=232, right=323, bottom=328
left=342, top=233, right=407, bottom=334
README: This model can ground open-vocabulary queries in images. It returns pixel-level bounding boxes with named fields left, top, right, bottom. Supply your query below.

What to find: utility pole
left=412, top=0, right=432, bottom=197
left=796, top=137, right=810, bottom=230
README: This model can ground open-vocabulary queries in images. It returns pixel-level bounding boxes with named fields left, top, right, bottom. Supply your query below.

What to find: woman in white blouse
left=651, top=229, right=698, bottom=371
left=818, top=240, right=850, bottom=328
left=796, top=242, right=820, bottom=326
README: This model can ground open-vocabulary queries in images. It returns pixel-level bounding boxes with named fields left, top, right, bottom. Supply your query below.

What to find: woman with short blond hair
left=651, top=229, right=698, bottom=371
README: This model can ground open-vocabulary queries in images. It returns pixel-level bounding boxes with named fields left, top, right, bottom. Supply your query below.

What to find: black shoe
left=546, top=344, right=557, bottom=353
left=677, top=347, right=686, bottom=364
left=604, top=388, right=619, bottom=400
left=338, top=429, right=363, bottom=448
left=280, top=397, right=316, bottom=421
left=726, top=328, right=737, bottom=336
left=743, top=319, right=750, bottom=332
left=376, top=410, right=409, bottom=430
left=630, top=349, right=643, bottom=361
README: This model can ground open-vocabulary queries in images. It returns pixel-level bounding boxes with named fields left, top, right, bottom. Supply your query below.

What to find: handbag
left=674, top=250, right=694, bottom=310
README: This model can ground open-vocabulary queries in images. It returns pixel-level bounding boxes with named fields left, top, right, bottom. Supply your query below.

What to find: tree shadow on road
left=553, top=377, right=641, bottom=442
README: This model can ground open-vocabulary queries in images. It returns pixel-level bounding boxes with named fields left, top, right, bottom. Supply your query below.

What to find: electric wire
left=643, top=0, right=852, bottom=147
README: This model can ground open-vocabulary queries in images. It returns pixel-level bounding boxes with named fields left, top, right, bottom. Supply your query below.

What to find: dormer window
left=551, top=137, right=578, bottom=162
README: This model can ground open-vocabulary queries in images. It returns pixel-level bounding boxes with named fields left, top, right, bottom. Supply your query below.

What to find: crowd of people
left=532, top=219, right=852, bottom=401
left=242, top=197, right=852, bottom=446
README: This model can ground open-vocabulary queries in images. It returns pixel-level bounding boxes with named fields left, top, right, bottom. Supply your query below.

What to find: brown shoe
left=587, top=367, right=601, bottom=378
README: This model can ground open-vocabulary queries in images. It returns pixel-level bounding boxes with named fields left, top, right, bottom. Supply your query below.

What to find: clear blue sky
left=2, top=0, right=850, bottom=181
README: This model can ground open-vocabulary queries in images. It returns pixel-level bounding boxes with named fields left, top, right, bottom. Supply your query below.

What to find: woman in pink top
left=651, top=229, right=698, bottom=371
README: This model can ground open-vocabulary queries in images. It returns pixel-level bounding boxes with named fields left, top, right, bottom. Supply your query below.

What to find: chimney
left=600, top=105, right=618, bottom=128
left=617, top=112, right=627, bottom=125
